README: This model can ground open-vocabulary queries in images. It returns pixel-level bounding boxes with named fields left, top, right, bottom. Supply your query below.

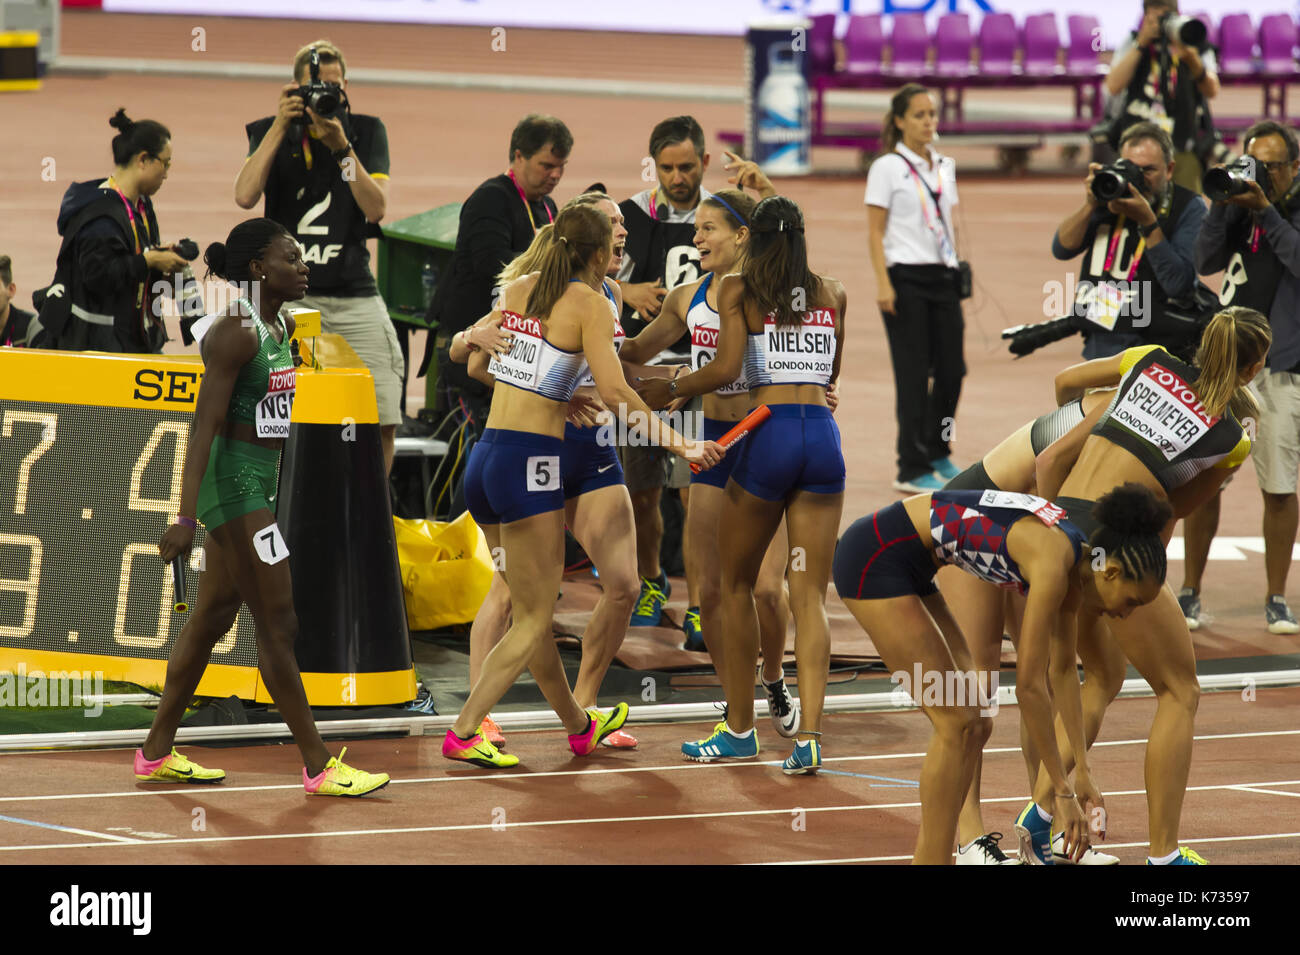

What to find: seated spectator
left=0, top=255, right=34, bottom=347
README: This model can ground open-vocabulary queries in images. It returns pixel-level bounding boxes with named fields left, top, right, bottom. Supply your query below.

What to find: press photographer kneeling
left=1183, top=121, right=1300, bottom=633
left=1045, top=122, right=1207, bottom=360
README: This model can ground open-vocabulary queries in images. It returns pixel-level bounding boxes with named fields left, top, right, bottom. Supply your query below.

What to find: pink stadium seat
left=1066, top=14, right=1102, bottom=74
left=934, top=13, right=974, bottom=77
left=889, top=13, right=931, bottom=76
left=977, top=12, right=1019, bottom=76
left=807, top=13, right=837, bottom=77
left=843, top=14, right=884, bottom=76
left=1023, top=12, right=1063, bottom=76
left=1259, top=13, right=1298, bottom=73
left=1217, top=14, right=1258, bottom=75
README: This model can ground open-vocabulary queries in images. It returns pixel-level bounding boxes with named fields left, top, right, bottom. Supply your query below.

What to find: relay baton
left=691, top=404, right=772, bottom=474
left=171, top=557, right=189, bottom=614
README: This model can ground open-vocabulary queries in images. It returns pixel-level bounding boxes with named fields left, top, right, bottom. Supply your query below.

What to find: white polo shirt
left=865, top=143, right=960, bottom=268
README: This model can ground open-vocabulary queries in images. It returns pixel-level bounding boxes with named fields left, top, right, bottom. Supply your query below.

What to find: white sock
left=959, top=836, right=980, bottom=853
left=1147, top=848, right=1180, bottom=865
left=1036, top=804, right=1053, bottom=825
left=724, top=723, right=754, bottom=738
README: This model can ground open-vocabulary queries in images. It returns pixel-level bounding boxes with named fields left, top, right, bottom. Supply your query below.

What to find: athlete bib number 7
left=527, top=455, right=561, bottom=492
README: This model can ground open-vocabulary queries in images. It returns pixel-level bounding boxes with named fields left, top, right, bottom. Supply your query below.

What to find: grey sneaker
left=1265, top=595, right=1300, bottom=634
left=1178, top=588, right=1202, bottom=631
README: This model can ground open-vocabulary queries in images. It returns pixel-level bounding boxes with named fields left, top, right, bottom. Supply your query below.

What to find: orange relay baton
left=690, top=404, right=772, bottom=474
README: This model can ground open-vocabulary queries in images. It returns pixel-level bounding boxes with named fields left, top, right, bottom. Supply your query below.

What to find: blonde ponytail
left=1193, top=306, right=1270, bottom=418
left=498, top=224, right=554, bottom=286
left=523, top=204, right=611, bottom=320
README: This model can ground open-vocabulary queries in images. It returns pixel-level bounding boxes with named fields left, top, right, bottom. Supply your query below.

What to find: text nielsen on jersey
left=761, top=308, right=835, bottom=379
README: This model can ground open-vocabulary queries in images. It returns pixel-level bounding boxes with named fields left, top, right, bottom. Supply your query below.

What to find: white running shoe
left=762, top=676, right=800, bottom=738
left=956, top=832, right=1021, bottom=865
left=1051, top=830, right=1120, bottom=865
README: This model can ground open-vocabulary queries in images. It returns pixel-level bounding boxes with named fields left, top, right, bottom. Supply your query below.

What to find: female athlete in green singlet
left=135, top=217, right=388, bottom=797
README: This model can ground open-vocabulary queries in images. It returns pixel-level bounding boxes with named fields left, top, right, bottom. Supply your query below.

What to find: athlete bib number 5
left=527, top=455, right=560, bottom=492
left=255, top=367, right=296, bottom=438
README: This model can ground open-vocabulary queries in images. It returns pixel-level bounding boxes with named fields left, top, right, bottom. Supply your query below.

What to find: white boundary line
left=1231, top=786, right=1300, bottom=799
left=2, top=779, right=1297, bottom=854
left=0, top=813, right=141, bottom=844
left=4, top=671, right=1296, bottom=752
left=2, top=730, right=1297, bottom=803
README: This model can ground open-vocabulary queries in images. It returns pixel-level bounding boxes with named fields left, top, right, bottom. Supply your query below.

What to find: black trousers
left=882, top=264, right=966, bottom=481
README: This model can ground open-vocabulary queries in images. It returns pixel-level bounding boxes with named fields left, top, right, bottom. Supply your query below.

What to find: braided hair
left=1090, top=483, right=1173, bottom=582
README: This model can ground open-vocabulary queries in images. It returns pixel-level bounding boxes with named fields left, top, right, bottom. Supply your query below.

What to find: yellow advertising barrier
left=393, top=512, right=493, bottom=631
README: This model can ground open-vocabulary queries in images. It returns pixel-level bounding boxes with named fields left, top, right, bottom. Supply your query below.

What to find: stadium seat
left=889, top=13, right=930, bottom=76
left=807, top=13, right=837, bottom=77
left=977, top=12, right=1019, bottom=76
left=1023, top=12, right=1063, bottom=76
left=1066, top=14, right=1103, bottom=74
left=843, top=14, right=884, bottom=76
left=934, top=13, right=974, bottom=77
left=1217, top=14, right=1258, bottom=75
left=1259, top=13, right=1297, bottom=73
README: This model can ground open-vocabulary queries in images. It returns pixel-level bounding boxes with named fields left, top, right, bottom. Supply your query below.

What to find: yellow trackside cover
left=393, top=512, right=493, bottom=631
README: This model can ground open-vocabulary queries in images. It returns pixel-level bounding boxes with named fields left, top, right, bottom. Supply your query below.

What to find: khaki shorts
left=1250, top=369, right=1300, bottom=494
left=301, top=292, right=405, bottom=427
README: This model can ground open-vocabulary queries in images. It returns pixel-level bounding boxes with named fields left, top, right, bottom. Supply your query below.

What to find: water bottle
left=421, top=259, right=437, bottom=310
left=755, top=43, right=810, bottom=175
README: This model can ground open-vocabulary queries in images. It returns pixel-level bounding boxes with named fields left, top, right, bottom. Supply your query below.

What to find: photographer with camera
left=1184, top=122, right=1300, bottom=633
left=235, top=40, right=403, bottom=474
left=1104, top=0, right=1219, bottom=191
left=1051, top=122, right=1206, bottom=359
left=29, top=110, right=189, bottom=353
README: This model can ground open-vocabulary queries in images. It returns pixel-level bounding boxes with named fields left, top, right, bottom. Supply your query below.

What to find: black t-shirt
left=246, top=113, right=390, bottom=296
left=619, top=197, right=702, bottom=354
left=0, top=306, right=34, bottom=347
left=431, top=173, right=557, bottom=335
left=1217, top=216, right=1284, bottom=317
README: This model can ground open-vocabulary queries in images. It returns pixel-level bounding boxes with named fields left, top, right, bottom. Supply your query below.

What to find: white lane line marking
left=0, top=812, right=141, bottom=844
left=1, top=780, right=1298, bottom=853
left=3, top=728, right=1296, bottom=804
left=1230, top=786, right=1300, bottom=799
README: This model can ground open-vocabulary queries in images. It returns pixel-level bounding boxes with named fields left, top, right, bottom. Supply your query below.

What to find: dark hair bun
left=1094, top=483, right=1172, bottom=538
left=109, top=108, right=135, bottom=133
left=203, top=242, right=229, bottom=280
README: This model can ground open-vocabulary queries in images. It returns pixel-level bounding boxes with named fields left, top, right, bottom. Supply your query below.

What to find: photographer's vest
left=1120, top=38, right=1202, bottom=152
left=619, top=192, right=703, bottom=355
left=1073, top=184, right=1196, bottom=338
left=1216, top=183, right=1300, bottom=317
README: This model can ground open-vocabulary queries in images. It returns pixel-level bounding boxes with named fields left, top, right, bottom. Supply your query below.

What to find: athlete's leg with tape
left=756, top=519, right=791, bottom=684
left=843, top=593, right=981, bottom=864
left=686, top=481, right=728, bottom=673
left=1180, top=491, right=1220, bottom=596
left=784, top=489, right=843, bottom=739
left=468, top=526, right=511, bottom=687
left=143, top=532, right=244, bottom=761
left=938, top=569, right=1005, bottom=845
left=568, top=484, right=640, bottom=707
left=453, top=509, right=588, bottom=736
left=1105, top=586, right=1200, bottom=856
left=212, top=509, right=332, bottom=774
left=717, top=480, right=787, bottom=733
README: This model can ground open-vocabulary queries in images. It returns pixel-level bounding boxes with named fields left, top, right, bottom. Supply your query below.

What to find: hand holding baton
left=690, top=404, right=772, bottom=474
left=171, top=557, right=189, bottom=614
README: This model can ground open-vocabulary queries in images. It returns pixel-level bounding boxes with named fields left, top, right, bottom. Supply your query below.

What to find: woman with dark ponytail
left=35, top=109, right=190, bottom=352
left=139, top=217, right=389, bottom=796
left=1030, top=305, right=1272, bottom=865
left=640, top=196, right=847, bottom=775
left=831, top=482, right=1171, bottom=864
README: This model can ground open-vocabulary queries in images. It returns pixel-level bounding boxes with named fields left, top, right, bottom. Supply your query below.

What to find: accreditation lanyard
left=1146, top=44, right=1179, bottom=102
left=107, top=178, right=147, bottom=312
left=1103, top=216, right=1146, bottom=282
left=898, top=152, right=956, bottom=266
left=508, top=169, right=554, bottom=232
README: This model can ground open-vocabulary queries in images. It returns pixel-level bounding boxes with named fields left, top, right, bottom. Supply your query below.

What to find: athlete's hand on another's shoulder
left=159, top=523, right=195, bottom=564
left=469, top=314, right=514, bottom=356
left=682, top=439, right=723, bottom=469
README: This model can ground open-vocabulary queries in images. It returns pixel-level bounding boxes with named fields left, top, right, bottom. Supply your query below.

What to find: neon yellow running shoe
left=442, top=729, right=520, bottom=768
left=1149, top=846, right=1208, bottom=865
left=303, top=747, right=391, bottom=796
left=134, top=747, right=226, bottom=784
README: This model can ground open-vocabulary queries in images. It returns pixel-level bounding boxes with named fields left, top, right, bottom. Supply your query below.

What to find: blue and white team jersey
left=487, top=311, right=586, bottom=402
left=744, top=307, right=837, bottom=388
left=687, top=274, right=748, bottom=397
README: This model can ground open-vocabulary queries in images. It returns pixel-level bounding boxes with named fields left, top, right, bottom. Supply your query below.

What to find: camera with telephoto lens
left=1203, top=157, right=1264, bottom=202
left=1091, top=158, right=1146, bottom=203
left=292, top=47, right=345, bottom=121
left=1161, top=13, right=1207, bottom=47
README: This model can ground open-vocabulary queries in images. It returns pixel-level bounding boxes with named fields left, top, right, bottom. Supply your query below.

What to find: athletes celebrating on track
left=441, top=204, right=721, bottom=769
left=1034, top=306, right=1271, bottom=865
left=833, top=483, right=1170, bottom=865
left=140, top=218, right=389, bottom=797
left=640, top=196, right=846, bottom=775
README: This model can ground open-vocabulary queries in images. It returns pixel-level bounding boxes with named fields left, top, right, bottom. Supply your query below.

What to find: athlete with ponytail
left=442, top=204, right=722, bottom=769
left=140, top=218, right=390, bottom=796
left=640, top=196, right=846, bottom=774
left=1029, top=305, right=1271, bottom=865
left=621, top=188, right=799, bottom=737
left=832, top=483, right=1170, bottom=864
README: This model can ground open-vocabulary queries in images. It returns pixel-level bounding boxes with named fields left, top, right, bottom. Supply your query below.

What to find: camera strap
left=896, top=151, right=958, bottom=267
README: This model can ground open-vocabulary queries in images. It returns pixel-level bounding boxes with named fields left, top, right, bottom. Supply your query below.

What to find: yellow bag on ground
left=393, top=512, right=493, bottom=631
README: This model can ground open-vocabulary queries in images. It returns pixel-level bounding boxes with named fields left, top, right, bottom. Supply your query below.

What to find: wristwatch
left=668, top=378, right=679, bottom=395
left=1139, top=220, right=1160, bottom=238
left=331, top=142, right=352, bottom=163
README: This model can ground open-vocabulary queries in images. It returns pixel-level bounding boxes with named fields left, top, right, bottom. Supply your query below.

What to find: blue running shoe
left=1148, top=846, right=1208, bottom=865
left=892, top=472, right=946, bottom=494
left=682, top=721, right=759, bottom=762
left=782, top=739, right=821, bottom=775
left=930, top=457, right=962, bottom=481
left=682, top=606, right=704, bottom=651
left=630, top=572, right=670, bottom=627
left=1014, top=800, right=1055, bottom=865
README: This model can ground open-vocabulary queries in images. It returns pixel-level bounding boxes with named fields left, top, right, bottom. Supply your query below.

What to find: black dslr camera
left=1203, top=157, right=1264, bottom=202
left=1091, top=158, right=1146, bottom=203
left=1161, top=13, right=1207, bottom=47
left=292, top=47, right=345, bottom=121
